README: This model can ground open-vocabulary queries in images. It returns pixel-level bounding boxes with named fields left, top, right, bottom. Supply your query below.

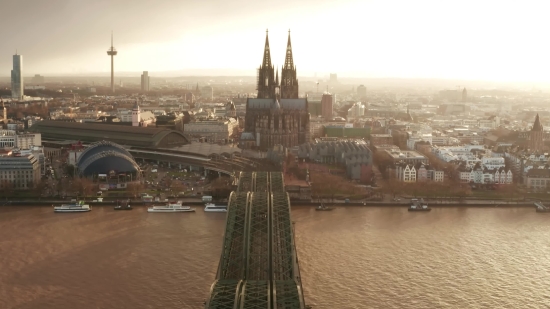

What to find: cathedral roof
left=247, top=98, right=307, bottom=110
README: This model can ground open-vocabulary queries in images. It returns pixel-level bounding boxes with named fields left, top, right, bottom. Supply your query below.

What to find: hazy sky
left=2, top=0, right=550, bottom=82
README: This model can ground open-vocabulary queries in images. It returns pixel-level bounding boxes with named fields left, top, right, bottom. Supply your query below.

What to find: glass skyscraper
left=11, top=54, right=23, bottom=100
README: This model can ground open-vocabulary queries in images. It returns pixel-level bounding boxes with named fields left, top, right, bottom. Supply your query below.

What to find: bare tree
left=127, top=182, right=144, bottom=199
left=71, top=178, right=95, bottom=197
left=33, top=180, right=48, bottom=198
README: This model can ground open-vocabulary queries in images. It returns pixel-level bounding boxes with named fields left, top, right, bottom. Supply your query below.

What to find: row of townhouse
left=393, top=162, right=444, bottom=182
left=458, top=163, right=513, bottom=184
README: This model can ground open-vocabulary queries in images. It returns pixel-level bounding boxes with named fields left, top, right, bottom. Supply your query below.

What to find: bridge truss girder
left=207, top=172, right=305, bottom=309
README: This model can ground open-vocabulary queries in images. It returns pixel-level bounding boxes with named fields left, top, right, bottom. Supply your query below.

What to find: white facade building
left=0, top=130, right=16, bottom=148
left=16, top=133, right=41, bottom=149
left=347, top=102, right=365, bottom=120
left=395, top=164, right=417, bottom=182
left=183, top=119, right=237, bottom=142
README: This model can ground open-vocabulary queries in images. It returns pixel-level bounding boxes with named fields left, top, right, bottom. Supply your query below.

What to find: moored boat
left=114, top=200, right=132, bottom=211
left=408, top=198, right=431, bottom=212
left=204, top=203, right=227, bottom=212
left=535, top=202, right=550, bottom=213
left=315, top=204, right=334, bottom=211
left=147, top=202, right=195, bottom=213
left=54, top=201, right=91, bottom=213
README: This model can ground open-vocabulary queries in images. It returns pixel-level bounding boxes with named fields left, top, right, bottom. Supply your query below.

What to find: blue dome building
left=76, top=141, right=141, bottom=180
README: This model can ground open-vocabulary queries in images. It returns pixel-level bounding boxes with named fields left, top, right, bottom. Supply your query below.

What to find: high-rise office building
left=141, top=71, right=150, bottom=92
left=321, top=93, right=333, bottom=120
left=11, top=54, right=23, bottom=100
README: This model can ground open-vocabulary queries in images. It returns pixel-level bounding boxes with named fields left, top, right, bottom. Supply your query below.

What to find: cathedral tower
left=256, top=30, right=277, bottom=99
left=529, top=113, right=544, bottom=152
left=280, top=30, right=299, bottom=99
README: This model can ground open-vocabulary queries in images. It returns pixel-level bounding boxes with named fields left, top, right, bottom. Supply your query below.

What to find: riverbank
left=0, top=200, right=537, bottom=208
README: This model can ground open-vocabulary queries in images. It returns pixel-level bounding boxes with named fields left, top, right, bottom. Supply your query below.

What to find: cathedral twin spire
left=257, top=29, right=298, bottom=99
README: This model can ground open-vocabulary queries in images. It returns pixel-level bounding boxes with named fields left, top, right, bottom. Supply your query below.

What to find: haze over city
left=2, top=0, right=550, bottom=83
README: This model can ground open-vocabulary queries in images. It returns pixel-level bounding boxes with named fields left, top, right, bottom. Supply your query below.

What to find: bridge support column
left=168, top=162, right=171, bottom=168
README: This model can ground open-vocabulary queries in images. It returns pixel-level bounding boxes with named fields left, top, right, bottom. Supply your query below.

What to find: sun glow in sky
left=2, top=0, right=550, bottom=82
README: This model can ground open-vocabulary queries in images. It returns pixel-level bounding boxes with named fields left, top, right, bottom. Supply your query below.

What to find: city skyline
left=2, top=0, right=550, bottom=83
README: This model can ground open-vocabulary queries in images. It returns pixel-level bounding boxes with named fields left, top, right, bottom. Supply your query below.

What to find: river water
left=1, top=206, right=549, bottom=309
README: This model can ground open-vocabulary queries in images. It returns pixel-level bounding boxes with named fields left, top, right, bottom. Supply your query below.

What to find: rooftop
left=30, top=120, right=189, bottom=148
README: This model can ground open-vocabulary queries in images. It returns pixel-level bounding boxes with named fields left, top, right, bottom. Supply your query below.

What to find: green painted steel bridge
left=205, top=171, right=307, bottom=309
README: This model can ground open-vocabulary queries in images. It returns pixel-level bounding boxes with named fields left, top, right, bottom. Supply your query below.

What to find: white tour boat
left=147, top=201, right=195, bottom=213
left=204, top=203, right=227, bottom=212
left=54, top=201, right=91, bottom=213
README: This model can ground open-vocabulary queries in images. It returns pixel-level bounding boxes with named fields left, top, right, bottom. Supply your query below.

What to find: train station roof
left=158, top=143, right=242, bottom=157
left=30, top=120, right=189, bottom=148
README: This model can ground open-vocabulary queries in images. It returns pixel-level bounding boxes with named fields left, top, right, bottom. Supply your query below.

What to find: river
left=1, top=206, right=548, bottom=309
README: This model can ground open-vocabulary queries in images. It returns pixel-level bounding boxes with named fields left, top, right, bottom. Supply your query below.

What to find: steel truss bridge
left=205, top=172, right=307, bottom=309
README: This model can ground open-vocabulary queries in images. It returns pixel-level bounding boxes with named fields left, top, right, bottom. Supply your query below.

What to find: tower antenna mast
left=106, top=31, right=118, bottom=93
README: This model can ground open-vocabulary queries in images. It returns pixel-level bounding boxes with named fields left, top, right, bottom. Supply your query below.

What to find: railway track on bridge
left=205, top=171, right=307, bottom=309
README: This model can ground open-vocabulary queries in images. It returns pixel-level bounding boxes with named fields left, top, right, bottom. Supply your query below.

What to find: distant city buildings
left=202, top=86, right=214, bottom=101
left=141, top=71, right=150, bottom=92
left=11, top=53, right=23, bottom=100
left=357, top=84, right=366, bottom=98
left=32, top=74, right=45, bottom=84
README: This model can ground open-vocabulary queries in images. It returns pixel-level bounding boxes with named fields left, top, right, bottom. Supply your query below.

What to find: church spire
left=275, top=67, right=279, bottom=85
left=284, top=29, right=294, bottom=69
left=533, top=113, right=543, bottom=131
left=280, top=29, right=299, bottom=98
left=262, top=29, right=272, bottom=68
